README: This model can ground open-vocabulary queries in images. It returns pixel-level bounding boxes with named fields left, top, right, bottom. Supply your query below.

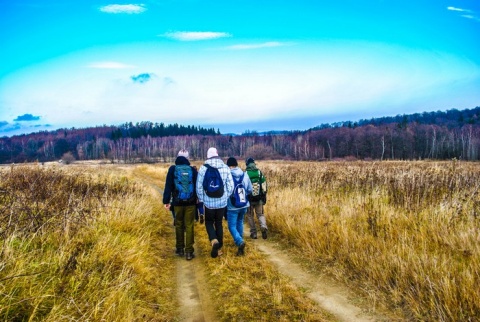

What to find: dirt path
left=131, top=170, right=217, bottom=321
left=253, top=240, right=394, bottom=322
left=176, top=248, right=217, bottom=322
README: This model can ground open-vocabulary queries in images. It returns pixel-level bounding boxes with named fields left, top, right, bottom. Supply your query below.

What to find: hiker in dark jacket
left=163, top=149, right=198, bottom=260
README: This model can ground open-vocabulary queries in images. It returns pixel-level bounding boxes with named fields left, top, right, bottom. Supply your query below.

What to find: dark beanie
left=245, top=157, right=255, bottom=165
left=227, top=157, right=238, bottom=167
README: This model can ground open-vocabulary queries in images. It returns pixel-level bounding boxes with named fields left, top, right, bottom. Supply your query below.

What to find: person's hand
left=164, top=204, right=171, bottom=210
left=199, top=215, right=205, bottom=224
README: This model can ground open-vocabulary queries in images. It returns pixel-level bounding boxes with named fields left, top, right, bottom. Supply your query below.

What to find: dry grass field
left=1, top=160, right=478, bottom=321
left=264, top=160, right=480, bottom=321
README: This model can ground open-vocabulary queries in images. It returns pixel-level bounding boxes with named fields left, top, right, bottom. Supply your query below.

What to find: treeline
left=0, top=107, right=479, bottom=164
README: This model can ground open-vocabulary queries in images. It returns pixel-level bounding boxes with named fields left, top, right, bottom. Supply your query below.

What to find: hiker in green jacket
left=245, top=157, right=268, bottom=239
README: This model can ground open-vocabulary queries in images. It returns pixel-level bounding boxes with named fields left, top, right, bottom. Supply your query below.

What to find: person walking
left=196, top=147, right=234, bottom=258
left=245, top=157, right=268, bottom=239
left=226, top=157, right=252, bottom=256
left=163, top=149, right=198, bottom=260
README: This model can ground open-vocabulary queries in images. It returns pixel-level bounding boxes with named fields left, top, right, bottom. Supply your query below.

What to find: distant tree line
left=0, top=107, right=479, bottom=164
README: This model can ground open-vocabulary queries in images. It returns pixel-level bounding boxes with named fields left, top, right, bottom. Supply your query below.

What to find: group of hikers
left=162, top=147, right=268, bottom=260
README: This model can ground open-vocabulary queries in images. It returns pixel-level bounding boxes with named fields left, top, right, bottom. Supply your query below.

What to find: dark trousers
left=175, top=205, right=196, bottom=253
left=204, top=206, right=226, bottom=249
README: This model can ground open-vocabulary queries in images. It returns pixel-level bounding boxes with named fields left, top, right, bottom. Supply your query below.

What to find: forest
left=0, top=106, right=479, bottom=164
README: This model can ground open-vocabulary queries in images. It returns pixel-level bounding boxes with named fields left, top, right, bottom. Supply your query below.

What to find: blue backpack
left=230, top=173, right=248, bottom=208
left=174, top=164, right=195, bottom=204
left=203, top=164, right=224, bottom=198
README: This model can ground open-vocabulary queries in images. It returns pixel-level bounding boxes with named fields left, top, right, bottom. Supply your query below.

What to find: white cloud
left=162, top=31, right=232, bottom=41
left=99, top=4, right=146, bottom=14
left=226, top=41, right=290, bottom=50
left=87, top=62, right=136, bottom=69
left=447, top=7, right=479, bottom=22
left=447, top=7, right=471, bottom=12
left=461, top=14, right=480, bottom=22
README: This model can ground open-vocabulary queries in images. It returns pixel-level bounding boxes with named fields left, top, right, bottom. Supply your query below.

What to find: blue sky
left=1, top=1, right=479, bottom=136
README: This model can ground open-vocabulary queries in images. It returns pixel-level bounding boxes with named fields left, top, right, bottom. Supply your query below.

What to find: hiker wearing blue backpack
left=196, top=147, right=234, bottom=258
left=226, top=157, right=253, bottom=256
left=163, top=149, right=198, bottom=261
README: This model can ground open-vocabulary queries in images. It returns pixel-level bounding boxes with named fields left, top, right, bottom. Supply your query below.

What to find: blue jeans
left=227, top=207, right=247, bottom=246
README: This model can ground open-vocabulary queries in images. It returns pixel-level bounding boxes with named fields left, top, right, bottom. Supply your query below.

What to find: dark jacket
left=163, top=156, right=198, bottom=206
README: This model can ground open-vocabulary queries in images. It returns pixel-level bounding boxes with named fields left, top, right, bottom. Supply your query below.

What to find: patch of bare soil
left=175, top=246, right=217, bottom=322
left=253, top=239, right=402, bottom=322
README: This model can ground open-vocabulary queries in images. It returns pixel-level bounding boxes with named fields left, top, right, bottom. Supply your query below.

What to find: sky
left=1, top=1, right=480, bottom=136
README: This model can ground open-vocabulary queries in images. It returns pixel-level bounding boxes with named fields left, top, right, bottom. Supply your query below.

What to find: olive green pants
left=174, top=205, right=196, bottom=253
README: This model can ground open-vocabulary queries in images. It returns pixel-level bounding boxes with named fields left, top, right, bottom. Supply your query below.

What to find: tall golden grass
left=0, top=164, right=177, bottom=321
left=4, top=160, right=478, bottom=321
left=263, top=160, right=480, bottom=321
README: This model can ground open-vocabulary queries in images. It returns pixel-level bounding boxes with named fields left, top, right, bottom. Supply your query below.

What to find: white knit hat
left=177, top=149, right=189, bottom=159
left=207, top=147, right=218, bottom=159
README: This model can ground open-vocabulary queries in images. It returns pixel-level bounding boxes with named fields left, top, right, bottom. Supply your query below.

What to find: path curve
left=254, top=240, right=397, bottom=322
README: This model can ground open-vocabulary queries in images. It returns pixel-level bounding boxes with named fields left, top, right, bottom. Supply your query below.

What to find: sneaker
left=250, top=233, right=257, bottom=239
left=199, top=215, right=205, bottom=224
left=261, top=229, right=268, bottom=240
left=186, top=252, right=195, bottom=260
left=237, top=242, right=245, bottom=256
left=175, top=248, right=184, bottom=256
left=211, top=239, right=220, bottom=258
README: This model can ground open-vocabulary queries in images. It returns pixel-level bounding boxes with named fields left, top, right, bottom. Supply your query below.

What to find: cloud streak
left=99, top=4, right=146, bottom=14
left=461, top=14, right=480, bottom=22
left=447, top=6, right=472, bottom=13
left=162, top=31, right=232, bottom=41
left=447, top=6, right=479, bottom=21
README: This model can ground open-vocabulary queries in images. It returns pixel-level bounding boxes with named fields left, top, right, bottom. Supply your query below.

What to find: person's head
left=177, top=149, right=189, bottom=159
left=245, top=157, right=255, bottom=166
left=227, top=157, right=238, bottom=168
left=207, top=147, right=219, bottom=159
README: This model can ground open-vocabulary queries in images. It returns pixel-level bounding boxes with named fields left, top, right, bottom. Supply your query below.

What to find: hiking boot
left=261, top=229, right=268, bottom=240
left=186, top=252, right=195, bottom=260
left=237, top=242, right=245, bottom=256
left=211, top=239, right=220, bottom=258
left=175, top=248, right=184, bottom=256
left=250, top=233, right=257, bottom=239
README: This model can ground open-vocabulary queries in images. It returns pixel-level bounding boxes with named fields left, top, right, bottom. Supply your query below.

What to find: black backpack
left=202, top=164, right=224, bottom=198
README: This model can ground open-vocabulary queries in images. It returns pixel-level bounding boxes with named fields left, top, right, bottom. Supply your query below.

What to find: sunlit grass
left=4, top=160, right=477, bottom=321
left=0, top=164, right=176, bottom=321
left=264, top=160, right=480, bottom=321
